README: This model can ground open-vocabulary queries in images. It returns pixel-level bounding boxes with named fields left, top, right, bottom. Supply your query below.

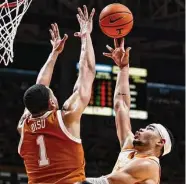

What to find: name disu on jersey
left=30, top=119, right=46, bottom=133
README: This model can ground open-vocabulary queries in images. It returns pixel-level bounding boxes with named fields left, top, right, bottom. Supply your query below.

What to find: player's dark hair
left=23, top=84, right=50, bottom=114
left=159, top=127, right=174, bottom=158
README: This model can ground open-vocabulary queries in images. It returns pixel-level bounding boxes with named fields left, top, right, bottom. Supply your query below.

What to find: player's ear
left=156, top=138, right=165, bottom=147
left=48, top=98, right=56, bottom=110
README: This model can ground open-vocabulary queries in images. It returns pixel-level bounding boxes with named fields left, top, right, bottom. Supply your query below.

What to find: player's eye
left=147, top=127, right=154, bottom=131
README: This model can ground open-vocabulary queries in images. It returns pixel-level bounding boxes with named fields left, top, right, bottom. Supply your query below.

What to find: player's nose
left=135, top=130, right=139, bottom=135
left=139, top=128, right=144, bottom=132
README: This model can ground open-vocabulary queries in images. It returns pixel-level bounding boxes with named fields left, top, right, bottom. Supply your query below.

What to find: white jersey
left=113, top=148, right=160, bottom=172
left=112, top=148, right=161, bottom=184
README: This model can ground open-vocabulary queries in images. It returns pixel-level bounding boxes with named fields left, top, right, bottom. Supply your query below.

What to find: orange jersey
left=18, top=110, right=85, bottom=184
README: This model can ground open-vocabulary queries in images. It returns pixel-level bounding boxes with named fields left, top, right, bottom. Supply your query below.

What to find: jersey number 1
left=36, top=135, right=50, bottom=167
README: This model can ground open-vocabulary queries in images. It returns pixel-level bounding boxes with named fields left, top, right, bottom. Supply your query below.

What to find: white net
left=0, top=0, right=32, bottom=66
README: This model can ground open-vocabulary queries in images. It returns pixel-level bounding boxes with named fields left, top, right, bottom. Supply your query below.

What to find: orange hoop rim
left=0, top=0, right=24, bottom=8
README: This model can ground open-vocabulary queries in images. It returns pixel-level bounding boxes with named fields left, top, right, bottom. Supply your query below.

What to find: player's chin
left=133, top=139, right=142, bottom=147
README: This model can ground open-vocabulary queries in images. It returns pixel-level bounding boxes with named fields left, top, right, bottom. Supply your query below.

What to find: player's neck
left=135, top=149, right=157, bottom=157
left=31, top=111, right=48, bottom=118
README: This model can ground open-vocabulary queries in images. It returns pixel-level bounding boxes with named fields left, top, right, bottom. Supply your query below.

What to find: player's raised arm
left=17, top=23, right=68, bottom=134
left=62, top=6, right=95, bottom=124
left=36, top=23, right=68, bottom=86
left=103, top=38, right=133, bottom=149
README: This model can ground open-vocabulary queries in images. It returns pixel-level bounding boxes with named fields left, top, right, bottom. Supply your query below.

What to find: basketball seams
left=99, top=11, right=131, bottom=21
left=100, top=21, right=133, bottom=38
left=100, top=19, right=133, bottom=28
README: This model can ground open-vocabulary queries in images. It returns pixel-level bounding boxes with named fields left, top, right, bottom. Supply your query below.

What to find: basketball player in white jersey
left=85, top=38, right=174, bottom=184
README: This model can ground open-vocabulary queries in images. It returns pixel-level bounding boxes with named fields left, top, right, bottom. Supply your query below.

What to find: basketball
left=99, top=3, right=133, bottom=38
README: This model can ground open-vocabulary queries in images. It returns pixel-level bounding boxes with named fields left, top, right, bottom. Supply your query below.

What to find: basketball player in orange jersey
left=17, top=5, right=95, bottom=184
left=85, top=38, right=174, bottom=184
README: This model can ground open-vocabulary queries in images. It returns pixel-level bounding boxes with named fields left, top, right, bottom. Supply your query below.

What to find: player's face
left=48, top=88, right=59, bottom=110
left=133, top=125, right=162, bottom=148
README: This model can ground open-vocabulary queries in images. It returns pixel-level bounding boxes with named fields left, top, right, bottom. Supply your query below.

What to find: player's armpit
left=121, top=133, right=134, bottom=150
left=62, top=88, right=89, bottom=124
left=62, top=64, right=95, bottom=122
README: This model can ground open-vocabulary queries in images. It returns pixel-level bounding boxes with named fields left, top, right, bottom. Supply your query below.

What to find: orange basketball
left=99, top=3, right=133, bottom=38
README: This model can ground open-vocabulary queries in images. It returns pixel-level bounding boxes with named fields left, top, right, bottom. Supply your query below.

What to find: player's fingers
left=106, top=45, right=114, bottom=52
left=51, top=24, right=55, bottom=34
left=121, top=52, right=126, bottom=63
left=114, top=38, right=119, bottom=48
left=54, top=23, right=58, bottom=38
left=54, top=23, right=60, bottom=38
left=83, top=5, right=88, bottom=20
left=120, top=37, right=125, bottom=48
left=125, top=47, right=132, bottom=56
left=50, top=40, right=53, bottom=45
left=61, top=34, right=68, bottom=42
left=51, top=23, right=57, bottom=38
left=74, top=32, right=81, bottom=37
left=103, top=52, right=112, bottom=58
left=76, top=14, right=82, bottom=24
left=78, top=7, right=85, bottom=20
left=49, top=29, right=55, bottom=41
left=89, top=8, right=95, bottom=21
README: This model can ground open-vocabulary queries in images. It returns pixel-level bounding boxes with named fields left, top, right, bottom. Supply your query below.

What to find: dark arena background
left=0, top=0, right=185, bottom=183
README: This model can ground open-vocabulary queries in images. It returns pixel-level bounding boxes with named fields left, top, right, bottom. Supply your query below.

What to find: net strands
left=0, top=0, right=32, bottom=66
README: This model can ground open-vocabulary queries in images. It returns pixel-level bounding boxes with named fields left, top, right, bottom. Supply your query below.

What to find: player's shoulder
left=125, top=157, right=160, bottom=182
left=43, top=110, right=60, bottom=125
left=131, top=157, right=160, bottom=172
left=139, top=157, right=159, bottom=167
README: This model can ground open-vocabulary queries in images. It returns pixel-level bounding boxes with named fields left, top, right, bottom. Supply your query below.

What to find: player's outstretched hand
left=49, top=23, right=68, bottom=54
left=103, top=38, right=131, bottom=69
left=74, top=5, right=95, bottom=38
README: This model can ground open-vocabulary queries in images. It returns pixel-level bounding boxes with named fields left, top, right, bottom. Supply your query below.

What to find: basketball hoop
left=0, top=0, right=32, bottom=66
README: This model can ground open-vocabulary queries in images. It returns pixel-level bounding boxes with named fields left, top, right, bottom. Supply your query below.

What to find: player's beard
left=133, top=139, right=144, bottom=147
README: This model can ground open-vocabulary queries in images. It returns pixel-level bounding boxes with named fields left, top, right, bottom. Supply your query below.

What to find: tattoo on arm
left=118, top=92, right=127, bottom=96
